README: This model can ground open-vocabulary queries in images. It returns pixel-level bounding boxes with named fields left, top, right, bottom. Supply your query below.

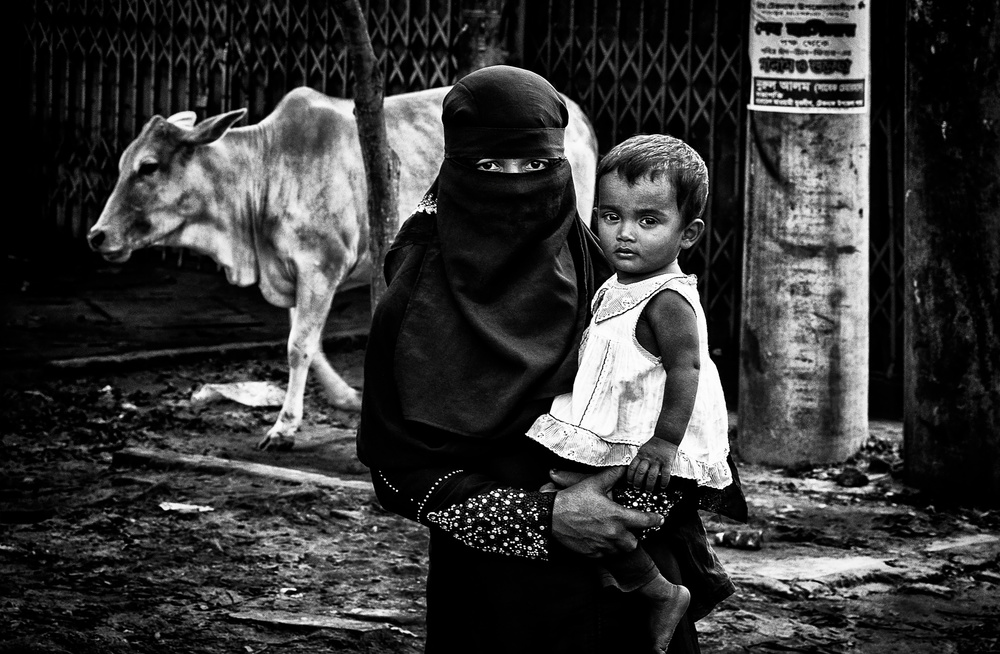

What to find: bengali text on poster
left=749, top=1, right=870, bottom=113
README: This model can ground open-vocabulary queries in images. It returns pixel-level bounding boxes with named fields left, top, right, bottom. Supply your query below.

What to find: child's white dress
left=526, top=271, right=733, bottom=490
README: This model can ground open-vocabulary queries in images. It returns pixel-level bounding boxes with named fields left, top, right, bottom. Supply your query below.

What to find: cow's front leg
left=257, top=283, right=336, bottom=451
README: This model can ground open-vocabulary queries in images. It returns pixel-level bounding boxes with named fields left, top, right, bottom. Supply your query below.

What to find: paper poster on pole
left=748, top=1, right=870, bottom=113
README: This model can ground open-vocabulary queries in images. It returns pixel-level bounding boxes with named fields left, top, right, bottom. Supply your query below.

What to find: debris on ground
left=711, top=529, right=764, bottom=550
left=191, top=381, right=287, bottom=408
left=2, top=350, right=998, bottom=654
left=158, top=501, right=215, bottom=514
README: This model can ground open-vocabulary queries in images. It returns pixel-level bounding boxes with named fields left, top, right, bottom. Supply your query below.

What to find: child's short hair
left=596, top=134, right=709, bottom=224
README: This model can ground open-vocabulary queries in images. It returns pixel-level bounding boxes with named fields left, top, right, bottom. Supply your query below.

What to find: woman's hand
left=545, top=468, right=594, bottom=490
left=550, top=466, right=664, bottom=557
left=628, top=440, right=679, bottom=493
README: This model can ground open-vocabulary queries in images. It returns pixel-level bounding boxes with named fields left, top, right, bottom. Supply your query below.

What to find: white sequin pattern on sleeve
left=426, top=488, right=553, bottom=560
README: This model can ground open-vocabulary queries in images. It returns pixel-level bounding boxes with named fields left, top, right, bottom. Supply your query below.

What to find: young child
left=526, top=133, right=738, bottom=652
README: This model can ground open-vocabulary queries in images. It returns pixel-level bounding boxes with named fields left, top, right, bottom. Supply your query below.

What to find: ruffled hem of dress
left=526, top=413, right=639, bottom=466
left=527, top=415, right=734, bottom=489
left=672, top=448, right=733, bottom=489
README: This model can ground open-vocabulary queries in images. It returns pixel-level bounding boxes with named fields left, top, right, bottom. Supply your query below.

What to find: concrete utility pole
left=739, top=3, right=871, bottom=467
left=904, top=1, right=1000, bottom=504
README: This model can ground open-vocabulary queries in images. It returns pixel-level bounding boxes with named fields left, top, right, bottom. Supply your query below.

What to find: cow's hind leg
left=258, top=282, right=337, bottom=451
left=311, top=352, right=362, bottom=411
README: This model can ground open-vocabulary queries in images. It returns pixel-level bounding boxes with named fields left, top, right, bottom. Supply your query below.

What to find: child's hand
left=628, top=440, right=680, bottom=493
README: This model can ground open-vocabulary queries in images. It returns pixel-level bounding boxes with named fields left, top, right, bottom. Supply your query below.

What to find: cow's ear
left=166, top=111, right=198, bottom=129
left=182, top=108, right=248, bottom=146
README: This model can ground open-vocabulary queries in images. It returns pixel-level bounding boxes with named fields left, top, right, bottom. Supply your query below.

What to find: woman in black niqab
left=391, top=64, right=600, bottom=441
left=355, top=66, right=716, bottom=654
left=358, top=65, right=609, bottom=470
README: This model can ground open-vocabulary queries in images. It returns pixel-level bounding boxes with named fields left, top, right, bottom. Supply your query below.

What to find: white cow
left=88, top=85, right=598, bottom=450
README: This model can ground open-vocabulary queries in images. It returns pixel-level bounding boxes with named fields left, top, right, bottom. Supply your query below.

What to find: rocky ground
left=1, top=346, right=998, bottom=653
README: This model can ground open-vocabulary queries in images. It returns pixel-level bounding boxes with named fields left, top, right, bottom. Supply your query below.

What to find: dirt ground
left=2, top=346, right=998, bottom=653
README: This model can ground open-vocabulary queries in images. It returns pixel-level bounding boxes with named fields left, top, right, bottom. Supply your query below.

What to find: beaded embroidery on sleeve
left=415, top=190, right=437, bottom=215
left=426, top=488, right=555, bottom=560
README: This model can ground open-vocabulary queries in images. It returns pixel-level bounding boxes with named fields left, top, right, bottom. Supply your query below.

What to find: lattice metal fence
left=520, top=0, right=904, bottom=403
left=20, top=0, right=905, bottom=408
left=521, top=0, right=749, bottom=394
left=868, top=1, right=906, bottom=414
left=21, top=0, right=464, bottom=255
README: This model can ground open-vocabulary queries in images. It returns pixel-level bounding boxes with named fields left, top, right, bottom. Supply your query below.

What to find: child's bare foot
left=638, top=575, right=691, bottom=653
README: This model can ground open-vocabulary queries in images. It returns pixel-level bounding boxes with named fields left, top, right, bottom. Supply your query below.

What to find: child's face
left=594, top=172, right=704, bottom=283
left=475, top=158, right=552, bottom=173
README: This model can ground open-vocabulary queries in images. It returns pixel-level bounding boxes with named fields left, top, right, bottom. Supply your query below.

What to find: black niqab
left=391, top=65, right=604, bottom=438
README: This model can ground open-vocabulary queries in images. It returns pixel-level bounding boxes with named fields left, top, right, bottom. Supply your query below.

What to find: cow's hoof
left=257, top=432, right=296, bottom=451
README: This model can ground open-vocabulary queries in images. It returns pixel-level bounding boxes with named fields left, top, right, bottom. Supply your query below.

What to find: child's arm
left=628, top=289, right=701, bottom=492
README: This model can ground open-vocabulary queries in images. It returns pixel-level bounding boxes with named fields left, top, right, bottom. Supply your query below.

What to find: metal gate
left=518, top=0, right=904, bottom=407
left=19, top=0, right=905, bottom=411
left=868, top=1, right=906, bottom=415
left=519, top=0, right=750, bottom=395
left=21, top=0, right=464, bottom=254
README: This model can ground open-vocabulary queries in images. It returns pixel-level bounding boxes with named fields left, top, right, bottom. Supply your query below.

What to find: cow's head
left=87, top=108, right=248, bottom=262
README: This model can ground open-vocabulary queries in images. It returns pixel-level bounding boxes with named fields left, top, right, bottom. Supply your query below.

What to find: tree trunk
left=903, top=0, right=1000, bottom=505
left=330, top=0, right=400, bottom=309
left=738, top=112, right=870, bottom=467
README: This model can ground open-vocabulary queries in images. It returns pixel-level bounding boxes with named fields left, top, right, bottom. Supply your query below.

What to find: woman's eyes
left=473, top=159, right=551, bottom=173
left=476, top=160, right=502, bottom=172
